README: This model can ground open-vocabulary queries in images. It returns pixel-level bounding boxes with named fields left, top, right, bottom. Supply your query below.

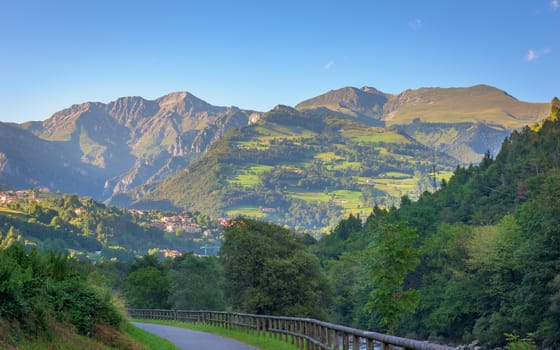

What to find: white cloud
left=324, top=60, right=335, bottom=70
left=552, top=0, right=559, bottom=11
left=408, top=18, right=423, bottom=30
left=526, top=48, right=552, bottom=61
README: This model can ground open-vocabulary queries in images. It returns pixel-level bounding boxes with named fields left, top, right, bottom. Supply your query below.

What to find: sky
left=0, top=0, right=559, bottom=123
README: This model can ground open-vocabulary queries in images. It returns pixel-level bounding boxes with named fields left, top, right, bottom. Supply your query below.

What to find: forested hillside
left=131, top=105, right=459, bottom=230
left=316, top=97, right=560, bottom=347
left=0, top=192, right=221, bottom=260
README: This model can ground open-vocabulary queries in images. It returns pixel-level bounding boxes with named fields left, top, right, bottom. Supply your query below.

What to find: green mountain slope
left=296, top=85, right=549, bottom=163
left=131, top=105, right=460, bottom=230
left=383, top=85, right=549, bottom=127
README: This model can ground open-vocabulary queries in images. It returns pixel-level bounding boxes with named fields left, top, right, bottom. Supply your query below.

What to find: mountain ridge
left=0, top=85, right=553, bottom=231
left=12, top=91, right=260, bottom=197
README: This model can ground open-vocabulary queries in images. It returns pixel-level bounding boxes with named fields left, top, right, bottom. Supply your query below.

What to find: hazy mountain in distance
left=0, top=121, right=103, bottom=194
left=15, top=92, right=260, bottom=198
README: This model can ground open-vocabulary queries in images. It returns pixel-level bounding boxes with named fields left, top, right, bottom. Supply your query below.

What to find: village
left=0, top=188, right=229, bottom=257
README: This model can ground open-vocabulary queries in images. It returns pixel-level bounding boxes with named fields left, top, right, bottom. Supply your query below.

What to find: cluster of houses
left=157, top=215, right=204, bottom=234
left=130, top=211, right=230, bottom=239
left=0, top=188, right=51, bottom=205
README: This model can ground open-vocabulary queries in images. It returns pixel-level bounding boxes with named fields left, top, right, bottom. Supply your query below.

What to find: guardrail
left=128, top=309, right=456, bottom=350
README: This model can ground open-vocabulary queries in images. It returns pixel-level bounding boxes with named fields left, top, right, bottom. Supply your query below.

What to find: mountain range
left=0, top=85, right=550, bottom=230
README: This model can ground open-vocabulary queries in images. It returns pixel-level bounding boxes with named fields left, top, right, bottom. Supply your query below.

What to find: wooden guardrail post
left=343, top=330, right=349, bottom=350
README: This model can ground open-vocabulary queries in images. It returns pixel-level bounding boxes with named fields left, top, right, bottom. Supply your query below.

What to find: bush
left=0, top=245, right=123, bottom=339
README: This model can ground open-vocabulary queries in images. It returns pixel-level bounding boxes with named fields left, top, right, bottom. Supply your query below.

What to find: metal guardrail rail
left=128, top=309, right=456, bottom=350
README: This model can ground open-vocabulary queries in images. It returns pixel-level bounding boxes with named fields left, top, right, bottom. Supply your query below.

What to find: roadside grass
left=15, top=321, right=149, bottom=350
left=131, top=319, right=301, bottom=350
left=124, top=323, right=179, bottom=350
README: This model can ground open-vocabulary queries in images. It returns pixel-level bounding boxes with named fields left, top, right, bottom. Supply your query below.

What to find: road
left=132, top=322, right=258, bottom=350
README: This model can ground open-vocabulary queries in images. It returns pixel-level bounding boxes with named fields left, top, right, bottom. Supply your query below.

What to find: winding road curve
left=132, top=322, right=258, bottom=350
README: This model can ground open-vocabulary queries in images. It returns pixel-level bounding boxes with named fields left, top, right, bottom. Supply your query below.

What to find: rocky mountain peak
left=106, top=96, right=158, bottom=126
left=295, top=86, right=390, bottom=121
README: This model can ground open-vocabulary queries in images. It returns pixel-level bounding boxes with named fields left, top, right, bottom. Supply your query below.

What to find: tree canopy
left=220, top=218, right=330, bottom=318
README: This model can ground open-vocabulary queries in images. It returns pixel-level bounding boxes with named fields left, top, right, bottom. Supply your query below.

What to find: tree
left=220, top=218, right=330, bottom=318
left=167, top=254, right=225, bottom=310
left=366, top=222, right=419, bottom=334
left=0, top=226, right=22, bottom=249
left=124, top=266, right=169, bottom=308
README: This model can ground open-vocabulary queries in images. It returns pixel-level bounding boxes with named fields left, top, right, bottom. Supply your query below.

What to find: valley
left=0, top=85, right=550, bottom=231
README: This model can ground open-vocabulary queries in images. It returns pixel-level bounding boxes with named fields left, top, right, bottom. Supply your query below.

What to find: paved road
left=132, top=322, right=258, bottom=350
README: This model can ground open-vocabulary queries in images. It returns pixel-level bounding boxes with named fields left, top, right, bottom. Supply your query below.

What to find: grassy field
left=314, top=152, right=344, bottom=161
left=235, top=140, right=271, bottom=151
left=226, top=205, right=267, bottom=218
left=341, top=127, right=411, bottom=144
left=331, top=161, right=362, bottom=170
left=227, top=164, right=273, bottom=187
left=372, top=177, right=419, bottom=198
left=331, top=189, right=364, bottom=209
left=131, top=319, right=301, bottom=350
left=287, top=191, right=331, bottom=203
left=383, top=171, right=413, bottom=179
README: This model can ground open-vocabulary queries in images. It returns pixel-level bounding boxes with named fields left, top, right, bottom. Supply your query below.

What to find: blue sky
left=0, top=0, right=558, bottom=123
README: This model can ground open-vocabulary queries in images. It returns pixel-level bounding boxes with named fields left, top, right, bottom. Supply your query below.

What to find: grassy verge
left=12, top=321, right=146, bottom=350
left=131, top=319, right=301, bottom=350
left=124, top=323, right=179, bottom=350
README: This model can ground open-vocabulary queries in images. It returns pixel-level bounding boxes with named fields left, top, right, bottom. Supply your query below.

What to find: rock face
left=9, top=92, right=257, bottom=199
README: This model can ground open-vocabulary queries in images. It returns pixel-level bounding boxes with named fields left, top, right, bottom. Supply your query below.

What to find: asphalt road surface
left=132, top=322, right=258, bottom=350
